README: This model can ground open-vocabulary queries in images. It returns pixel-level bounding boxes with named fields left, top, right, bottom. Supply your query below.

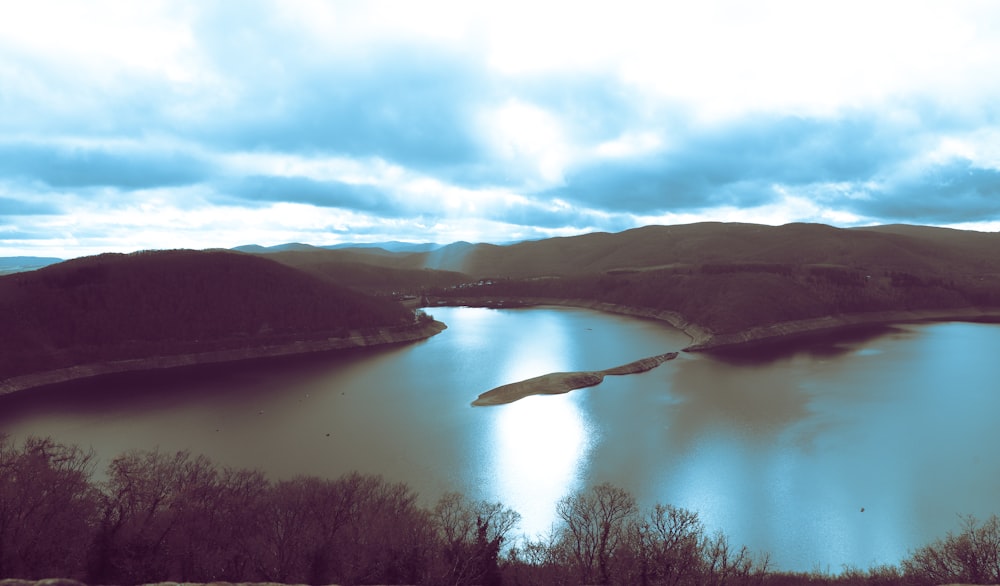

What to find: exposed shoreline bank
left=424, top=296, right=715, bottom=347
left=686, top=307, right=1000, bottom=351
left=423, top=296, right=1000, bottom=352
left=0, top=320, right=447, bottom=397
left=472, top=352, right=678, bottom=406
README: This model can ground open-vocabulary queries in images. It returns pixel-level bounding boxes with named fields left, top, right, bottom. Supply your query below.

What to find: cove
left=1, top=305, right=999, bottom=573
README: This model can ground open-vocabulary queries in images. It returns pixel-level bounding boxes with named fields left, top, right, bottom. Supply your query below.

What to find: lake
left=1, top=305, right=999, bottom=572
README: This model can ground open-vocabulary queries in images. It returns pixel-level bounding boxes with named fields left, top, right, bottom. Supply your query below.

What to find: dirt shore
left=425, top=296, right=1000, bottom=352
left=0, top=320, right=447, bottom=397
left=685, top=307, right=1000, bottom=351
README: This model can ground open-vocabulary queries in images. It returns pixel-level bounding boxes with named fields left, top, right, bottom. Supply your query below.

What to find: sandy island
left=471, top=352, right=678, bottom=406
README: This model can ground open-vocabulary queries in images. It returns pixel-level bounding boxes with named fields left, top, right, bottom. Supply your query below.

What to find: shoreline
left=8, top=301, right=1000, bottom=398
left=0, top=320, right=447, bottom=397
left=424, top=296, right=715, bottom=347
left=424, top=296, right=1000, bottom=352
left=472, top=352, right=678, bottom=406
left=685, top=307, right=1000, bottom=351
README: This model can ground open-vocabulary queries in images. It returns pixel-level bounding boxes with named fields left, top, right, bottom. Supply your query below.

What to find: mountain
left=0, top=249, right=416, bottom=381
left=412, top=222, right=1000, bottom=344
left=431, top=222, right=1000, bottom=278
left=251, top=248, right=468, bottom=293
left=234, top=241, right=446, bottom=256
left=323, top=241, right=445, bottom=253
left=260, top=222, right=1000, bottom=280
left=231, top=242, right=320, bottom=253
left=0, top=256, right=63, bottom=275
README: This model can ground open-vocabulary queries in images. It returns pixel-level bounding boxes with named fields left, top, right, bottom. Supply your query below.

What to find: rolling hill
left=231, top=223, right=1000, bottom=348
left=258, top=249, right=468, bottom=293
left=0, top=249, right=423, bottom=384
left=434, top=222, right=1000, bottom=278
left=248, top=222, right=1000, bottom=281
left=407, top=222, right=1000, bottom=346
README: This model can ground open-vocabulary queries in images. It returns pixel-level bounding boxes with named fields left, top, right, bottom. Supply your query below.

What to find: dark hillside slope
left=447, top=222, right=1000, bottom=278
left=250, top=223, right=1000, bottom=282
left=855, top=224, right=1000, bottom=272
left=0, top=250, right=414, bottom=380
left=427, top=223, right=1000, bottom=344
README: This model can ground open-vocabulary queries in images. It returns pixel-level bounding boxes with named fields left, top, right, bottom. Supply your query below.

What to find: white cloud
left=594, top=131, right=664, bottom=159
left=0, top=1, right=193, bottom=75
left=477, top=99, right=572, bottom=187
left=3, top=0, right=1000, bottom=258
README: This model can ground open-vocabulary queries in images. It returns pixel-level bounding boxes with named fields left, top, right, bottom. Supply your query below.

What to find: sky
left=3, top=1, right=1000, bottom=259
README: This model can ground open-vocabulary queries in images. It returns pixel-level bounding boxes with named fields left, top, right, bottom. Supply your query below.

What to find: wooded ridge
left=0, top=250, right=423, bottom=385
left=4, top=222, right=1000, bottom=386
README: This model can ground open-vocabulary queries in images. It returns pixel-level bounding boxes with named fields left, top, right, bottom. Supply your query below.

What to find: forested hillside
left=439, top=222, right=1000, bottom=278
left=409, top=223, right=1000, bottom=339
left=431, top=261, right=1000, bottom=335
left=261, top=222, right=1000, bottom=284
left=0, top=250, right=415, bottom=380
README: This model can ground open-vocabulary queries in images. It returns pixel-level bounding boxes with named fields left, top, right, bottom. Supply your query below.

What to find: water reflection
left=495, top=308, right=575, bottom=383
left=667, top=353, right=812, bottom=447
left=484, top=307, right=591, bottom=537
left=655, top=323, right=1000, bottom=571
left=491, top=394, right=592, bottom=538
left=706, top=324, right=905, bottom=365
left=3, top=310, right=1000, bottom=573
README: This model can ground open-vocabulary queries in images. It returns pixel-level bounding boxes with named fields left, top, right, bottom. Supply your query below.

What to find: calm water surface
left=2, top=306, right=999, bottom=572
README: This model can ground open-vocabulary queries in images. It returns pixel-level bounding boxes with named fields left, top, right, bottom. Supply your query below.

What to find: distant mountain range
left=233, top=222, right=1000, bottom=279
left=10, top=223, right=1000, bottom=279
left=232, top=240, right=447, bottom=254
left=0, top=256, right=63, bottom=275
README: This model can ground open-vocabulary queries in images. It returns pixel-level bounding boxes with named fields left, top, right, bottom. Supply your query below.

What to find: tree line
left=428, top=262, right=997, bottom=335
left=1, top=435, right=997, bottom=586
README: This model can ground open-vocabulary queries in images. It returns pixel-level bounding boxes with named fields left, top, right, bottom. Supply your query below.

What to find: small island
left=472, top=352, right=678, bottom=406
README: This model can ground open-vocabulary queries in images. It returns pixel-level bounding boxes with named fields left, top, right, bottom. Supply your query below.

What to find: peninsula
left=472, top=352, right=678, bottom=406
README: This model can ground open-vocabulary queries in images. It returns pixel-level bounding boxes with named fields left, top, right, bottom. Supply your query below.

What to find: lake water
left=1, top=305, right=999, bottom=572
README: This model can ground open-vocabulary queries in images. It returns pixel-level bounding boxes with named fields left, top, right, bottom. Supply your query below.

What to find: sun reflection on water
left=483, top=309, right=595, bottom=538
left=491, top=394, right=593, bottom=538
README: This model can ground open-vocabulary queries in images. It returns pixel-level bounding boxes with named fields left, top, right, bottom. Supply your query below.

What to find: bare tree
left=255, top=477, right=317, bottom=582
left=88, top=448, right=216, bottom=584
left=556, top=482, right=638, bottom=584
left=0, top=435, right=98, bottom=579
left=331, top=473, right=430, bottom=585
left=701, top=530, right=769, bottom=586
left=431, top=491, right=521, bottom=585
left=211, top=467, right=271, bottom=580
left=633, top=503, right=706, bottom=586
left=904, top=514, right=1000, bottom=585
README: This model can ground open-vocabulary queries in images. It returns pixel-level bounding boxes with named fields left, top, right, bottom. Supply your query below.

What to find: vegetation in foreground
left=2, top=435, right=998, bottom=586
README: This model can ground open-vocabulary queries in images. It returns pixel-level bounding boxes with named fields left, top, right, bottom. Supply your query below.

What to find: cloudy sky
left=3, top=1, right=1000, bottom=258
